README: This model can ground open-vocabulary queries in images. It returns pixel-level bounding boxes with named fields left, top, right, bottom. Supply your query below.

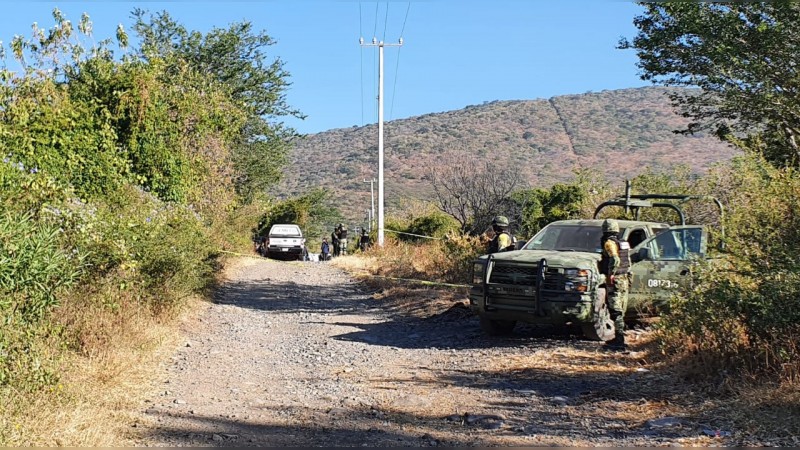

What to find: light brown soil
left=125, top=256, right=751, bottom=446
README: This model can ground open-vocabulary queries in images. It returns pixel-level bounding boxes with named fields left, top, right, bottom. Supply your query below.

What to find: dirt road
left=128, top=256, right=736, bottom=446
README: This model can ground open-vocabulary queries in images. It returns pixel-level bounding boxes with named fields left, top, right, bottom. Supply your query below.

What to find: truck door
left=627, top=226, right=707, bottom=315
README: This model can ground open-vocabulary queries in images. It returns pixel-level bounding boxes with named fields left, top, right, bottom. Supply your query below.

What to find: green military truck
left=469, top=193, right=723, bottom=340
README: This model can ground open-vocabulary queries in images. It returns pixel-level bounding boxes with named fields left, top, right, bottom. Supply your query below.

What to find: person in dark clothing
left=359, top=229, right=371, bottom=252
left=321, top=237, right=331, bottom=261
left=331, top=228, right=340, bottom=257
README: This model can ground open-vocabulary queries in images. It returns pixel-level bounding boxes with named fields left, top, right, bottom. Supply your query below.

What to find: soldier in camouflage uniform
left=338, top=223, right=349, bottom=256
left=599, top=218, right=631, bottom=350
left=331, top=227, right=340, bottom=257
left=487, top=216, right=515, bottom=254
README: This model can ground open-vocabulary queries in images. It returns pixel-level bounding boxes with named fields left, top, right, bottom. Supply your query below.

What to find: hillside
left=276, top=87, right=738, bottom=225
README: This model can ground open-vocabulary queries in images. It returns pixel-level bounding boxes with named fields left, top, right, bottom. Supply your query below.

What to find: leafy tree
left=619, top=3, right=800, bottom=167
left=509, top=183, right=587, bottom=238
left=256, top=188, right=342, bottom=241
left=131, top=9, right=304, bottom=199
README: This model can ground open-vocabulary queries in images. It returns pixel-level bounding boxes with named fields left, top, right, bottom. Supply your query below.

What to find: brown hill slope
left=277, top=87, right=738, bottom=224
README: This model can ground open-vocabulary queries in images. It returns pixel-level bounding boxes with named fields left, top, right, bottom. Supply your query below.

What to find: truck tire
left=479, top=317, right=517, bottom=336
left=581, top=287, right=616, bottom=341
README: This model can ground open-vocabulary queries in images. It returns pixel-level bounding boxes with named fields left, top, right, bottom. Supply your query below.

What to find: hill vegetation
left=277, top=87, right=738, bottom=225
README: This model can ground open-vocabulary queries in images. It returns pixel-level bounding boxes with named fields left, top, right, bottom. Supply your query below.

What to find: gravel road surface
left=129, top=256, right=734, bottom=446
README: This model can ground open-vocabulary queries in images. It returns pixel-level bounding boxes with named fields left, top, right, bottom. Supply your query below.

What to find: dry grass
left=336, top=247, right=800, bottom=445
left=0, top=297, right=207, bottom=446
left=0, top=257, right=245, bottom=446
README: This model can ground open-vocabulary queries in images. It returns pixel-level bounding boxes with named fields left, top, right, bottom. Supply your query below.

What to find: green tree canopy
left=620, top=3, right=800, bottom=167
left=131, top=9, right=304, bottom=200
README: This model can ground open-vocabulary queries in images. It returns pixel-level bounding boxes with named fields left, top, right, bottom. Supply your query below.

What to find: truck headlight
left=564, top=281, right=588, bottom=292
left=564, top=269, right=589, bottom=292
left=565, top=269, right=589, bottom=277
left=472, top=262, right=485, bottom=285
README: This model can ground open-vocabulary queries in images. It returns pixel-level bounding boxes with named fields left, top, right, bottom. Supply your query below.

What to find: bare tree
left=427, top=152, right=525, bottom=234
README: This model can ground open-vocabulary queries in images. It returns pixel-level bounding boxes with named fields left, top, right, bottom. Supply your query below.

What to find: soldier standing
left=359, top=229, right=371, bottom=252
left=487, top=216, right=515, bottom=253
left=331, top=227, right=340, bottom=257
left=338, top=223, right=349, bottom=256
left=599, top=218, right=631, bottom=350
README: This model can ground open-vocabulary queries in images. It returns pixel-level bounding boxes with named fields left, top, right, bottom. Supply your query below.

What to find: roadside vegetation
left=350, top=3, right=800, bottom=439
left=0, top=9, right=319, bottom=445
left=3, top=2, right=800, bottom=446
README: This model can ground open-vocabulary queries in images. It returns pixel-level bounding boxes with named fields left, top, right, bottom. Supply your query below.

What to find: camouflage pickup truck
left=469, top=193, right=721, bottom=340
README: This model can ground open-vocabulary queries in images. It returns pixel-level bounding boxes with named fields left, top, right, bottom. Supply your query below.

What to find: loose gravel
left=128, top=256, right=738, bottom=447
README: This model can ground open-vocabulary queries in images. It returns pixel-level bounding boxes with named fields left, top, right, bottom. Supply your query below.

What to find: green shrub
left=407, top=211, right=460, bottom=240
left=659, top=155, right=800, bottom=379
left=74, top=186, right=216, bottom=313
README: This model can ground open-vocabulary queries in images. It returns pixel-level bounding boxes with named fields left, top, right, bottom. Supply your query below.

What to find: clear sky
left=0, top=1, right=650, bottom=135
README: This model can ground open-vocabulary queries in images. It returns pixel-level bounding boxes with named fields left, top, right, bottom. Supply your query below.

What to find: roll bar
left=592, top=181, right=726, bottom=250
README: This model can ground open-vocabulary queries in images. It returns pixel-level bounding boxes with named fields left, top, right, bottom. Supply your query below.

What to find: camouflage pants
left=339, top=238, right=348, bottom=255
left=608, top=273, right=630, bottom=338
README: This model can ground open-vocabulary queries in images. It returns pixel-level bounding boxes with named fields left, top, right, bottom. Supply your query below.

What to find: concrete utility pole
left=363, top=178, right=376, bottom=232
left=360, top=36, right=403, bottom=246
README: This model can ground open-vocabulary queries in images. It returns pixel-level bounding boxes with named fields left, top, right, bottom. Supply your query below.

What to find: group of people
left=320, top=223, right=371, bottom=261
left=485, top=214, right=630, bottom=351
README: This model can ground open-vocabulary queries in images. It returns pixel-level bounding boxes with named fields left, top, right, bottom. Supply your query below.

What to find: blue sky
left=0, top=1, right=650, bottom=134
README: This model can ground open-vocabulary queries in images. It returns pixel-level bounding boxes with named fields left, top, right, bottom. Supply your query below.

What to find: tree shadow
left=198, top=261, right=761, bottom=445
left=135, top=405, right=535, bottom=447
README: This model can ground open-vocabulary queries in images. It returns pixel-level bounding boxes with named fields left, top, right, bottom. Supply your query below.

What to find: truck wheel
left=581, top=287, right=615, bottom=341
left=480, top=317, right=517, bottom=336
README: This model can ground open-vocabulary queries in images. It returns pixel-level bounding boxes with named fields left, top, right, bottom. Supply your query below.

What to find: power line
left=359, top=3, right=365, bottom=126
left=399, top=2, right=410, bottom=38
left=372, top=2, right=379, bottom=40
left=389, top=3, right=410, bottom=121
left=382, top=2, right=390, bottom=43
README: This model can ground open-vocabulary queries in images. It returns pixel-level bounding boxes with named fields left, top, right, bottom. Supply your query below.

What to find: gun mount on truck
left=469, top=185, right=724, bottom=341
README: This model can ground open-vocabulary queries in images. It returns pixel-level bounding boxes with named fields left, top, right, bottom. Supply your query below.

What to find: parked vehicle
left=264, top=224, right=306, bottom=261
left=469, top=191, right=723, bottom=340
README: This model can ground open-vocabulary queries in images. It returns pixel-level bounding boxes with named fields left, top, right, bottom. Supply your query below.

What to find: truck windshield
left=523, top=224, right=608, bottom=253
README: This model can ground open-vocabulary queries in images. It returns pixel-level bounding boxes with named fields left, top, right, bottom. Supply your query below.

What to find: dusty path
left=128, top=256, right=734, bottom=446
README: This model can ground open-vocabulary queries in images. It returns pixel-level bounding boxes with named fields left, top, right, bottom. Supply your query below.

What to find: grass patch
left=0, top=255, right=241, bottom=446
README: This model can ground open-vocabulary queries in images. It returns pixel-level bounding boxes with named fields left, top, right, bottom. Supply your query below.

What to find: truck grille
left=489, top=264, right=568, bottom=290
left=542, top=269, right=568, bottom=290
left=489, top=264, right=537, bottom=285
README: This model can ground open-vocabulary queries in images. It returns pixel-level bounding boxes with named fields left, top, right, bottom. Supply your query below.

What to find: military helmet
left=602, top=218, right=620, bottom=233
left=492, top=215, right=509, bottom=227
left=338, top=223, right=344, bottom=228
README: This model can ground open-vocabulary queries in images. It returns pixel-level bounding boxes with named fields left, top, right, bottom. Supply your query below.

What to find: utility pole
left=363, top=178, right=376, bottom=232
left=360, top=36, right=403, bottom=246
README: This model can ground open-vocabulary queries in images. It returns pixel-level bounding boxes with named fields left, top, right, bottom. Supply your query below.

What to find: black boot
left=604, top=333, right=626, bottom=351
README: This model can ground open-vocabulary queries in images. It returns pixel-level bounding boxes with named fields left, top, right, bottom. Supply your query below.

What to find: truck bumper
left=469, top=286, right=593, bottom=325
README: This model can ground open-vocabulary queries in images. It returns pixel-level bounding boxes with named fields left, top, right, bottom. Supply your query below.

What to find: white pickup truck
left=265, top=224, right=306, bottom=261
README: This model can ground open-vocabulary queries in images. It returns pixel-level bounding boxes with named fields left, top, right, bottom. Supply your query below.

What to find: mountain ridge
left=277, top=87, right=738, bottom=225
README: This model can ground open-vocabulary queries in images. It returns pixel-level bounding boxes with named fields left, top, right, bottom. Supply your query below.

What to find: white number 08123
left=647, top=279, right=677, bottom=288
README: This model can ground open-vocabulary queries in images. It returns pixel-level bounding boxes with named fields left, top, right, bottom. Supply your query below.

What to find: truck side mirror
left=636, top=247, right=651, bottom=261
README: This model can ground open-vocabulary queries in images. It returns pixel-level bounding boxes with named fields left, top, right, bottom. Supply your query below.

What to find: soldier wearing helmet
left=599, top=218, right=631, bottom=350
left=338, top=223, right=349, bottom=256
left=330, top=227, right=341, bottom=257
left=487, top=215, right=515, bottom=254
